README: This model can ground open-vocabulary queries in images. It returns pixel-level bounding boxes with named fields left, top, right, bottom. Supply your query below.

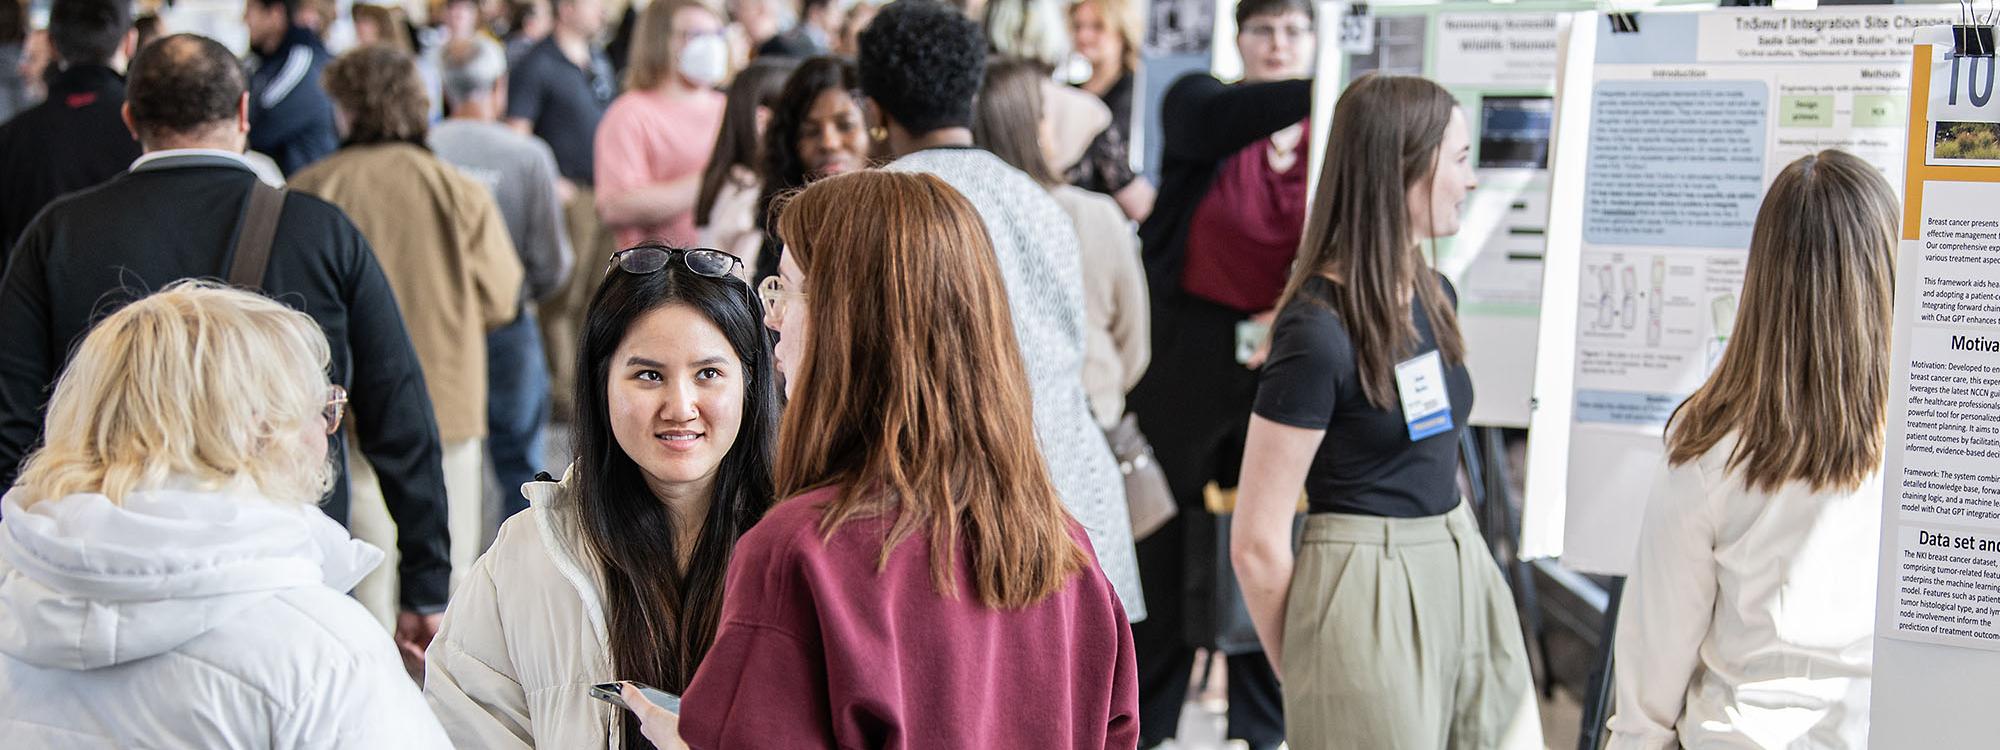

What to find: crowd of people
left=0, top=0, right=1896, bottom=748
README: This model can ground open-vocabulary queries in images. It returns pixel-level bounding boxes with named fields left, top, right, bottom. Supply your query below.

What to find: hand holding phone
left=589, top=680, right=682, bottom=715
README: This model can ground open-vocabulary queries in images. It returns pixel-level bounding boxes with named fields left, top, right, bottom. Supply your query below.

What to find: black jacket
left=1136, top=74, right=1313, bottom=329
left=0, top=64, right=143, bottom=257
left=247, top=27, right=338, bottom=175
left=0, top=153, right=452, bottom=612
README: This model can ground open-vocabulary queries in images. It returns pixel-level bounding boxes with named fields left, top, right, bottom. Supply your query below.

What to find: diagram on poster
left=1525, top=7, right=1954, bottom=573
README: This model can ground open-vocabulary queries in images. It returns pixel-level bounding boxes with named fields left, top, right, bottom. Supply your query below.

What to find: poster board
left=1870, top=25, right=2000, bottom=748
left=1525, top=6, right=1954, bottom=572
left=1311, top=1, right=1577, bottom=429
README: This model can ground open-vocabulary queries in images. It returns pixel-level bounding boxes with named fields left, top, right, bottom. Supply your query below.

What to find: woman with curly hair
left=747, top=54, right=868, bottom=283
left=290, top=45, right=524, bottom=642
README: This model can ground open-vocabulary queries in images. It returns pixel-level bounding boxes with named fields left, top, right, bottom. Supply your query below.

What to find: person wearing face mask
left=1231, top=73, right=1542, bottom=749
left=748, top=55, right=867, bottom=283
left=1121, top=0, right=1314, bottom=746
left=425, top=243, right=781, bottom=750
left=595, top=0, right=730, bottom=251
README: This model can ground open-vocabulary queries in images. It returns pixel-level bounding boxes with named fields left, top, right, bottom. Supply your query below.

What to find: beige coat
left=290, top=143, right=523, bottom=441
left=1054, top=185, right=1150, bottom=429
left=423, top=470, right=625, bottom=749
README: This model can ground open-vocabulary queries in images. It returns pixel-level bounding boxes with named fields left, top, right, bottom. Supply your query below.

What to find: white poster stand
left=1526, top=5, right=1954, bottom=572
left=1870, top=23, right=2000, bottom=748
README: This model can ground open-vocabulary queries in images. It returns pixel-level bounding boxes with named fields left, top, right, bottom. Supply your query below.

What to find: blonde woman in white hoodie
left=0, top=281, right=450, bottom=749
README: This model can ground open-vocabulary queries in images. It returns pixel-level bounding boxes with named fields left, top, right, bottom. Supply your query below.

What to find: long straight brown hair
left=973, top=57, right=1061, bottom=187
left=772, top=170, right=1087, bottom=608
left=1666, top=150, right=1897, bottom=493
left=1278, top=73, right=1465, bottom=409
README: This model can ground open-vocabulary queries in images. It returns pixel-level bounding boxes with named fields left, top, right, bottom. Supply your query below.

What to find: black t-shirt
left=1252, top=275, right=1473, bottom=518
left=506, top=37, right=615, bottom=185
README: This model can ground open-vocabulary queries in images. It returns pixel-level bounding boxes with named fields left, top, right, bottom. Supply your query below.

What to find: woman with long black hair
left=749, top=55, right=869, bottom=283
left=424, top=244, right=781, bottom=750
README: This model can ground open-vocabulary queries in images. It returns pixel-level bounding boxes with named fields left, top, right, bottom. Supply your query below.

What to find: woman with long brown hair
left=1229, top=73, right=1539, bottom=747
left=631, top=170, right=1138, bottom=748
left=1607, top=150, right=1897, bottom=750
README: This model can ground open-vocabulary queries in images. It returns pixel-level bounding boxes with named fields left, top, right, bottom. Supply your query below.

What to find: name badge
left=1394, top=351, right=1453, bottom=442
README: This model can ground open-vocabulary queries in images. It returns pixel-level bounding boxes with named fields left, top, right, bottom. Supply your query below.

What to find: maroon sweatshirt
left=679, top=486, right=1140, bottom=749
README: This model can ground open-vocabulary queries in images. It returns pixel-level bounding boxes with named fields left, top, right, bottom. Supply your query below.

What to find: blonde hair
left=16, top=281, right=336, bottom=508
left=1070, top=0, right=1138, bottom=75
left=1665, top=150, right=1898, bottom=493
left=624, top=0, right=721, bottom=91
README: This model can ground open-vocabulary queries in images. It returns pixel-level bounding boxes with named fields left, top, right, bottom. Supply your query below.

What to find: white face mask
left=679, top=33, right=730, bottom=88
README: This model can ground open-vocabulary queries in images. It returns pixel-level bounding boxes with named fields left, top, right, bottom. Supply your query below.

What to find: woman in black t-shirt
left=1230, top=73, right=1541, bottom=748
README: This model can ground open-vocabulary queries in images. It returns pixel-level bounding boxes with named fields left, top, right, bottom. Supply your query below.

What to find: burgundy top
left=679, top=486, right=1140, bottom=749
left=1179, top=119, right=1312, bottom=314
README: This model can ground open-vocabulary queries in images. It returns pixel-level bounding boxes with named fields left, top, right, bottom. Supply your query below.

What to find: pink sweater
left=592, top=88, right=723, bottom=249
left=680, top=486, right=1140, bottom=749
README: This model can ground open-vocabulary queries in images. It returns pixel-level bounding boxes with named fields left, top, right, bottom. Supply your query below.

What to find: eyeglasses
left=1242, top=22, right=1313, bottom=42
left=608, top=246, right=744, bottom=280
left=323, top=385, right=348, bottom=435
left=757, top=276, right=806, bottom=323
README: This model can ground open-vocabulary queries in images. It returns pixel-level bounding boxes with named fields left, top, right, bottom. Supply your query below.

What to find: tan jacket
left=1054, top=185, right=1150, bottom=429
left=290, top=143, right=523, bottom=441
left=424, top=469, right=625, bottom=749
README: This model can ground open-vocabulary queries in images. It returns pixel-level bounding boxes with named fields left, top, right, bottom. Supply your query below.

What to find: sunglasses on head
left=607, top=246, right=744, bottom=280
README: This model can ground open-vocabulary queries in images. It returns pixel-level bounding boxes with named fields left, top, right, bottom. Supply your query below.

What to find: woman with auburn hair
left=0, top=282, right=449, bottom=747
left=1230, top=73, right=1540, bottom=748
left=1608, top=150, right=1897, bottom=750
left=619, top=170, right=1139, bottom=749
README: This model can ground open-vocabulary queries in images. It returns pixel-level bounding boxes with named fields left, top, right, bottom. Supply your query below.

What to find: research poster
left=1316, top=2, right=1571, bottom=428
left=1528, top=7, right=1953, bottom=573
left=1871, top=27, right=2000, bottom=747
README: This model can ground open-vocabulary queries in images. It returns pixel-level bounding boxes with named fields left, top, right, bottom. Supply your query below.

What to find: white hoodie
left=0, top=483, right=452, bottom=749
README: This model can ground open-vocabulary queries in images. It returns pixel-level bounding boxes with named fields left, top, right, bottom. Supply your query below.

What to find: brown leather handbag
left=1107, top=413, right=1177, bottom=540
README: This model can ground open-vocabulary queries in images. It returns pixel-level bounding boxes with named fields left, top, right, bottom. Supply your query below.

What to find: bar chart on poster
left=1522, top=6, right=1956, bottom=570
left=1871, top=24, right=2000, bottom=748
left=1312, top=2, right=1576, bottom=429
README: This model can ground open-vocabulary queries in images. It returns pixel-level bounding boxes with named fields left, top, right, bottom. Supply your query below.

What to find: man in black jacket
left=243, top=0, right=336, bottom=174
left=0, top=33, right=452, bottom=675
left=0, top=0, right=143, bottom=257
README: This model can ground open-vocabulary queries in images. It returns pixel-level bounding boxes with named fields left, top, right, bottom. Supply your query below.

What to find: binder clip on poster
left=1337, top=3, right=1373, bottom=56
left=1598, top=0, right=1647, bottom=34
left=1955, top=0, right=1995, bottom=58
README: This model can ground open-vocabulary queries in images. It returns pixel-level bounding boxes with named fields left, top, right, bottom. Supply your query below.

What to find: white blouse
left=1608, top=434, right=1881, bottom=750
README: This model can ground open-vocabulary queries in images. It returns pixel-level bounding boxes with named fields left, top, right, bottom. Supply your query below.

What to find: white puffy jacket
left=424, top=468, right=626, bottom=749
left=0, top=483, right=452, bottom=749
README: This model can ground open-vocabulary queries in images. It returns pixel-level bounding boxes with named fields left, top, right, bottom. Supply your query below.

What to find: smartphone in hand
left=589, top=681, right=682, bottom=715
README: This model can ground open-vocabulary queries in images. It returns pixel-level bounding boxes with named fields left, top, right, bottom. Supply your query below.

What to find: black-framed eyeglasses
left=607, top=246, right=744, bottom=280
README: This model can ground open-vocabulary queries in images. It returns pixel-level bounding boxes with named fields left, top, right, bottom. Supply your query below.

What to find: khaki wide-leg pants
left=1281, top=502, right=1543, bottom=750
